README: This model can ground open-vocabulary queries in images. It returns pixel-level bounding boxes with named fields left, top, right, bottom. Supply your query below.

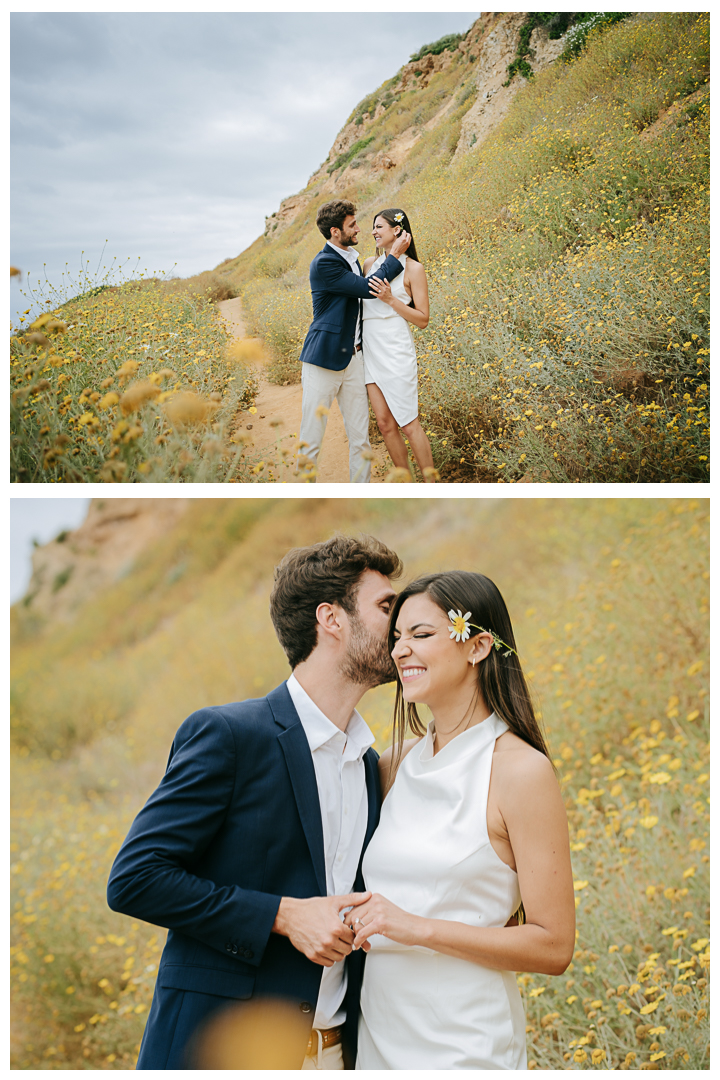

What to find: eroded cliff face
left=454, top=17, right=567, bottom=157
left=263, top=13, right=567, bottom=239
left=21, top=499, right=189, bottom=623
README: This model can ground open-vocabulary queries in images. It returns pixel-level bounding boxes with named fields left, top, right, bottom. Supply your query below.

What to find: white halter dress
left=356, top=713, right=527, bottom=1070
left=362, top=254, right=419, bottom=427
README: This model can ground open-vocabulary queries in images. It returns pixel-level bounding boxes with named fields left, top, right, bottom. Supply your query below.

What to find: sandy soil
left=217, top=297, right=390, bottom=484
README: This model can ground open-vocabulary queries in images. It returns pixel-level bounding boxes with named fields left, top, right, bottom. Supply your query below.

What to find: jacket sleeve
left=315, top=253, right=404, bottom=299
left=106, top=708, right=281, bottom=968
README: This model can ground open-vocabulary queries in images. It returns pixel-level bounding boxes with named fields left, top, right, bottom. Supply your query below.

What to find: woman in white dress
left=348, top=571, right=575, bottom=1070
left=362, top=209, right=437, bottom=481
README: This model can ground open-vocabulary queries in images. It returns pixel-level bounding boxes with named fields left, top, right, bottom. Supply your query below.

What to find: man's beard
left=339, top=229, right=358, bottom=247
left=340, top=613, right=396, bottom=688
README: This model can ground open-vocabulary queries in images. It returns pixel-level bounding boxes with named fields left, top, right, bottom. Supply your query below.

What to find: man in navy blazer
left=107, top=534, right=403, bottom=1070
left=297, top=199, right=410, bottom=482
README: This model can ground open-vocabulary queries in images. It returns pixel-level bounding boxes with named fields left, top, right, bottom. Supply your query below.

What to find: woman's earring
left=472, top=657, right=477, bottom=667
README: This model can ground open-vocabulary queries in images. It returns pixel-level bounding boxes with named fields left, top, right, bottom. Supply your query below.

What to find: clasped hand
left=343, top=893, right=420, bottom=951
left=274, top=890, right=418, bottom=967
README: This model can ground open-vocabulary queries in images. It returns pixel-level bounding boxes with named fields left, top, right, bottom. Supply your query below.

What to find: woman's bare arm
left=351, top=751, right=575, bottom=975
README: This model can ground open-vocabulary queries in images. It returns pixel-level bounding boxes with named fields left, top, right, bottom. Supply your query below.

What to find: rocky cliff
left=21, top=499, right=189, bottom=623
left=263, top=12, right=566, bottom=239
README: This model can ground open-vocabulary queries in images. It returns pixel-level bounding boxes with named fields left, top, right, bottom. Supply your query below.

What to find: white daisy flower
left=448, top=610, right=472, bottom=642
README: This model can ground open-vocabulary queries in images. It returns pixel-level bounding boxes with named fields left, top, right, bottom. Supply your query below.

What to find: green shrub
left=410, top=33, right=463, bottom=62
left=327, top=136, right=375, bottom=174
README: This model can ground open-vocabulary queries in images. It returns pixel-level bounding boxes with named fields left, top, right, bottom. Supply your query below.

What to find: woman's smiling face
left=373, top=215, right=400, bottom=249
left=391, top=593, right=474, bottom=706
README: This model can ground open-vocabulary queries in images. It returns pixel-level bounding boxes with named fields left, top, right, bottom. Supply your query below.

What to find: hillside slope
left=193, top=11, right=709, bottom=483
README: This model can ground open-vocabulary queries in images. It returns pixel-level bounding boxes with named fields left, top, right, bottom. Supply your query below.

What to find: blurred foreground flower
left=115, top=359, right=140, bottom=382
left=385, top=467, right=412, bottom=483
left=163, top=391, right=219, bottom=428
left=226, top=338, right=267, bottom=365
left=190, top=997, right=310, bottom=1070
left=120, top=380, right=161, bottom=416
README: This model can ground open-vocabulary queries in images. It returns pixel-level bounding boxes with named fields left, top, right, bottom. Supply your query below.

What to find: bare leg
left=401, top=417, right=436, bottom=481
left=366, top=383, right=411, bottom=472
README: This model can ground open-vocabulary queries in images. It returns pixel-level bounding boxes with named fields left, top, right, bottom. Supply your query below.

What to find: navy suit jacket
left=298, top=244, right=404, bottom=371
left=107, top=683, right=381, bottom=1070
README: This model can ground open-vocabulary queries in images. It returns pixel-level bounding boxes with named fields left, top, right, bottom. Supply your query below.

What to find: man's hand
left=389, top=230, right=411, bottom=258
left=272, top=892, right=371, bottom=967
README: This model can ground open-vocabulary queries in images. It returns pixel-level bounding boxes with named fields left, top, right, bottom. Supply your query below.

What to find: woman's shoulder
left=404, top=256, right=425, bottom=276
left=493, top=732, right=556, bottom=788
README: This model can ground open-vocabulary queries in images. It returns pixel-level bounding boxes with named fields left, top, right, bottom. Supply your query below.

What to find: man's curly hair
left=316, top=200, right=357, bottom=239
left=270, top=534, right=402, bottom=668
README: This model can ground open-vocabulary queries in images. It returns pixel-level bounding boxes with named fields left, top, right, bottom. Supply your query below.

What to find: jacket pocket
left=159, top=964, right=255, bottom=1001
left=311, top=320, right=342, bottom=334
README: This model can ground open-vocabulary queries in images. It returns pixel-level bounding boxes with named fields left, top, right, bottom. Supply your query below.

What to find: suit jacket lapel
left=267, top=684, right=327, bottom=897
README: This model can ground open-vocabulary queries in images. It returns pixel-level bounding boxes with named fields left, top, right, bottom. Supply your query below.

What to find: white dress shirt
left=327, top=240, right=362, bottom=347
left=286, top=673, right=374, bottom=1030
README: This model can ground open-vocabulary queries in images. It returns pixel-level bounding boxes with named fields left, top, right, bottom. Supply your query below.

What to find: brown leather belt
left=306, top=1026, right=343, bottom=1056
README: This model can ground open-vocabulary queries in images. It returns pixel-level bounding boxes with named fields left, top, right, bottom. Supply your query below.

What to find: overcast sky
left=11, top=11, right=478, bottom=320
left=10, top=498, right=91, bottom=603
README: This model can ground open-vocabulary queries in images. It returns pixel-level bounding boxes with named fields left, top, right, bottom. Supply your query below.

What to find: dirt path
left=217, top=297, right=390, bottom=483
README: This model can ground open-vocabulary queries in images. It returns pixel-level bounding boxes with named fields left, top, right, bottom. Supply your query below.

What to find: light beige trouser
left=299, top=351, right=372, bottom=483
left=301, top=1041, right=344, bottom=1070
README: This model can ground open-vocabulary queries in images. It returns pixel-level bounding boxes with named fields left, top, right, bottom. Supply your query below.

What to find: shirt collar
left=286, top=673, right=374, bottom=758
left=327, top=241, right=359, bottom=266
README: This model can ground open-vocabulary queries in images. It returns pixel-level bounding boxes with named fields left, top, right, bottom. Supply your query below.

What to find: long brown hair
left=387, top=571, right=551, bottom=780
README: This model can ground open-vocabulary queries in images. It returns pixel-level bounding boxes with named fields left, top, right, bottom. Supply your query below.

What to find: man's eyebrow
left=377, top=591, right=397, bottom=605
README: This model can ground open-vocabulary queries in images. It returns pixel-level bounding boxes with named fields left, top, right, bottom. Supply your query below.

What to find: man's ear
left=316, top=602, right=343, bottom=641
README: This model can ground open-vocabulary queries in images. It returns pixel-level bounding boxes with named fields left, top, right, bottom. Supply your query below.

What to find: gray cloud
left=11, top=12, right=477, bottom=316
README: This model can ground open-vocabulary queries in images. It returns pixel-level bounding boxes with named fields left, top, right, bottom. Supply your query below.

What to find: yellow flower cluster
left=10, top=279, right=260, bottom=483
